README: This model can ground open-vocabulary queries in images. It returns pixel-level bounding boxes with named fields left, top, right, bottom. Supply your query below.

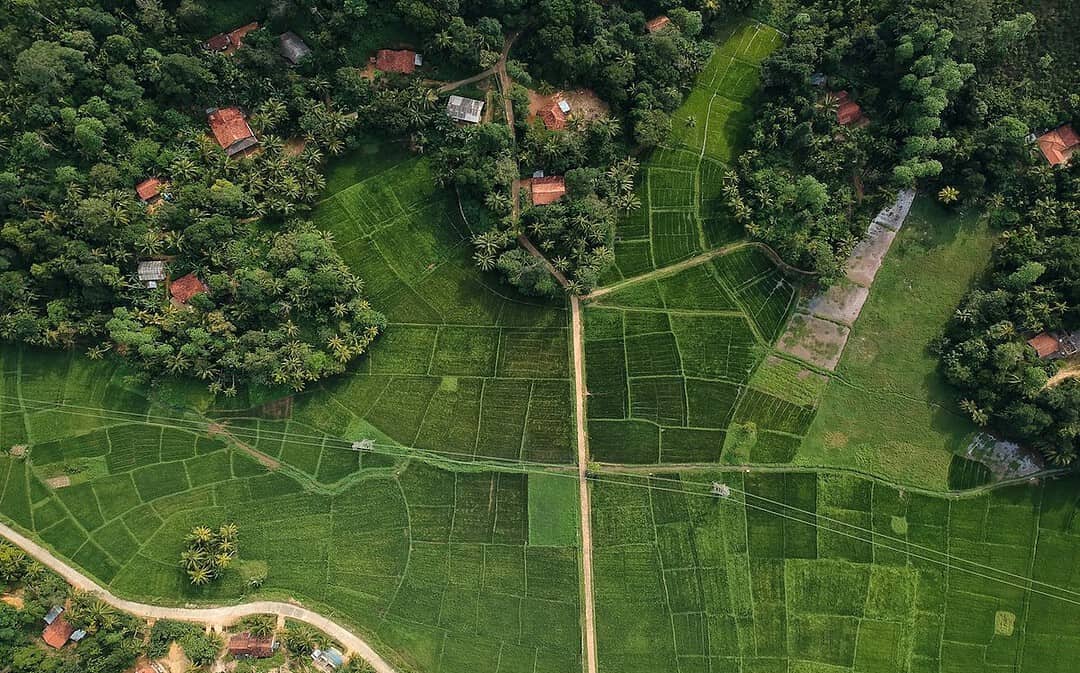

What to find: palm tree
left=188, top=565, right=212, bottom=586
left=187, top=526, right=214, bottom=547
left=938, top=185, right=960, bottom=204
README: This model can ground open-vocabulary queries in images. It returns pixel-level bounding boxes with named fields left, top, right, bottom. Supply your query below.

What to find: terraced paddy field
left=593, top=470, right=1080, bottom=673
left=604, top=20, right=784, bottom=283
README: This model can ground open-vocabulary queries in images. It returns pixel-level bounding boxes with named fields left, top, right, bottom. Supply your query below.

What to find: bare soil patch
left=44, top=476, right=71, bottom=489
left=806, top=280, right=869, bottom=326
left=964, top=432, right=1044, bottom=480
left=846, top=223, right=896, bottom=287
left=162, top=642, right=192, bottom=673
left=776, top=313, right=850, bottom=371
left=526, top=88, right=609, bottom=125
left=284, top=137, right=307, bottom=157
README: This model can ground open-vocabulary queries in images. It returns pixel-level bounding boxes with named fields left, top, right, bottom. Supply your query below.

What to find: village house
left=204, top=22, right=259, bottom=54
left=170, top=273, right=209, bottom=306
left=834, top=91, right=868, bottom=126
left=137, top=260, right=166, bottom=289
left=447, top=95, right=485, bottom=124
left=1027, top=331, right=1080, bottom=360
left=135, top=177, right=167, bottom=204
left=539, top=99, right=571, bottom=130
left=530, top=176, right=567, bottom=206
left=41, top=606, right=83, bottom=649
left=312, top=647, right=345, bottom=671
left=1036, top=124, right=1079, bottom=166
left=207, top=107, right=259, bottom=157
left=279, top=32, right=312, bottom=65
left=228, top=631, right=277, bottom=658
left=374, top=49, right=422, bottom=74
left=645, top=16, right=671, bottom=33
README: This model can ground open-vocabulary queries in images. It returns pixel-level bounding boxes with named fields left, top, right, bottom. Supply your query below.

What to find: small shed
left=136, top=178, right=165, bottom=204
left=312, top=647, right=345, bottom=671
left=207, top=107, right=259, bottom=157
left=530, top=176, right=567, bottom=206
left=834, top=91, right=867, bottom=126
left=375, top=49, right=419, bottom=74
left=1037, top=124, right=1079, bottom=166
left=43, top=606, right=64, bottom=625
left=138, top=261, right=166, bottom=288
left=228, top=632, right=276, bottom=658
left=170, top=273, right=209, bottom=305
left=447, top=95, right=485, bottom=124
left=279, top=32, right=311, bottom=64
left=539, top=102, right=567, bottom=130
left=645, top=16, right=672, bottom=33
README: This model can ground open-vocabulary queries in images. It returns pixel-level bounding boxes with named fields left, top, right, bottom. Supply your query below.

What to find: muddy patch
left=44, top=476, right=71, bottom=489
left=805, top=280, right=870, bottom=326
left=964, top=432, right=1045, bottom=480
left=846, top=223, right=896, bottom=287
left=776, top=314, right=850, bottom=370
left=527, top=88, right=609, bottom=124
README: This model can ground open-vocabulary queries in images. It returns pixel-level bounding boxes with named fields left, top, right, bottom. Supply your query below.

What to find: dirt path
left=585, top=241, right=813, bottom=302
left=436, top=68, right=495, bottom=93
left=1043, top=359, right=1080, bottom=390
left=570, top=295, right=599, bottom=673
left=0, top=521, right=396, bottom=673
left=517, top=234, right=569, bottom=287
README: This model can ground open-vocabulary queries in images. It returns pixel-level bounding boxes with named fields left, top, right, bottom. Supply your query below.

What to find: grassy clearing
left=799, top=199, right=995, bottom=489
left=593, top=470, right=1080, bottom=673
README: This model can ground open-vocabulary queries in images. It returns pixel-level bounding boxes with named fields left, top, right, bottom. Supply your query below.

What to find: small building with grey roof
left=446, top=95, right=485, bottom=124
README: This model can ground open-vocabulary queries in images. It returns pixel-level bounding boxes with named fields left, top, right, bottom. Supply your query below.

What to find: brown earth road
left=436, top=68, right=495, bottom=93
left=570, top=295, right=598, bottom=673
left=0, top=521, right=397, bottom=673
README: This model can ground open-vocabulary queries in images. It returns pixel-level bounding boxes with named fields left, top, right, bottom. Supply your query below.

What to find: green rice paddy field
left=1, top=17, right=1078, bottom=673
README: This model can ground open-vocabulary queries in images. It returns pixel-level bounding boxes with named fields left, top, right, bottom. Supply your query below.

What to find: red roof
left=204, top=33, right=231, bottom=51
left=530, top=176, right=567, bottom=206
left=832, top=91, right=866, bottom=126
left=646, top=16, right=671, bottom=33
left=42, top=616, right=74, bottom=649
left=1028, top=333, right=1062, bottom=358
left=375, top=49, right=417, bottom=74
left=539, top=103, right=567, bottom=130
left=228, top=632, right=275, bottom=658
left=228, top=23, right=259, bottom=50
left=208, top=108, right=257, bottom=154
left=136, top=178, right=163, bottom=202
left=170, top=273, right=208, bottom=305
left=1037, top=125, right=1079, bottom=166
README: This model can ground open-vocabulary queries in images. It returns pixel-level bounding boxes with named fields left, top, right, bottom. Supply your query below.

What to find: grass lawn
left=528, top=472, right=579, bottom=546
left=799, top=198, right=995, bottom=489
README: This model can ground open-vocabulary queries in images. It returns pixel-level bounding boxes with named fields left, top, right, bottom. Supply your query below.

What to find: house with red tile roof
left=208, top=108, right=259, bottom=157
left=834, top=91, right=867, bottom=126
left=136, top=178, right=165, bottom=203
left=374, top=49, right=421, bottom=74
left=539, top=102, right=567, bottom=130
left=1037, top=124, right=1079, bottom=166
left=645, top=16, right=671, bottom=33
left=42, top=615, right=75, bottom=649
left=170, top=274, right=209, bottom=305
left=204, top=22, right=259, bottom=54
left=530, top=176, right=567, bottom=206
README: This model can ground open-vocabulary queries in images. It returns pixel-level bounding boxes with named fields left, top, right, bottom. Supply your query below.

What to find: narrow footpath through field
left=0, top=521, right=397, bottom=673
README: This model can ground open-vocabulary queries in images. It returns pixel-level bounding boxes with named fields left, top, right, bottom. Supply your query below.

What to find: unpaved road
left=570, top=295, right=598, bottom=673
left=0, top=521, right=396, bottom=673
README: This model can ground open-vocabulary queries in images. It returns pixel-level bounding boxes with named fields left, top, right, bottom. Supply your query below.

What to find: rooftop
left=280, top=32, right=312, bottom=64
left=208, top=107, right=258, bottom=156
left=1037, top=124, right=1079, bottom=166
left=137, top=260, right=166, bottom=283
left=228, top=631, right=275, bottom=658
left=645, top=16, right=672, bottom=33
left=539, top=102, right=567, bottom=130
left=834, top=91, right=867, bottom=126
left=375, top=49, right=418, bottom=74
left=136, top=178, right=164, bottom=202
left=1028, top=332, right=1062, bottom=359
left=530, top=176, right=567, bottom=206
left=42, top=616, right=75, bottom=649
left=170, top=273, right=208, bottom=305
left=447, top=95, right=485, bottom=124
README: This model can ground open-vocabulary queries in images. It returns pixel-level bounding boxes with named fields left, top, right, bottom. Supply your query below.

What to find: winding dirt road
left=0, top=521, right=396, bottom=673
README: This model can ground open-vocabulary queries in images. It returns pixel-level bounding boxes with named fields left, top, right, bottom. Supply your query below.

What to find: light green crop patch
left=995, top=610, right=1016, bottom=636
left=527, top=472, right=579, bottom=547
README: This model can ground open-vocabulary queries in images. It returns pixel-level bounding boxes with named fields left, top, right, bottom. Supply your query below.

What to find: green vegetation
left=528, top=472, right=579, bottom=547
left=801, top=199, right=995, bottom=488
left=593, top=470, right=1080, bottom=673
left=179, top=523, right=239, bottom=586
